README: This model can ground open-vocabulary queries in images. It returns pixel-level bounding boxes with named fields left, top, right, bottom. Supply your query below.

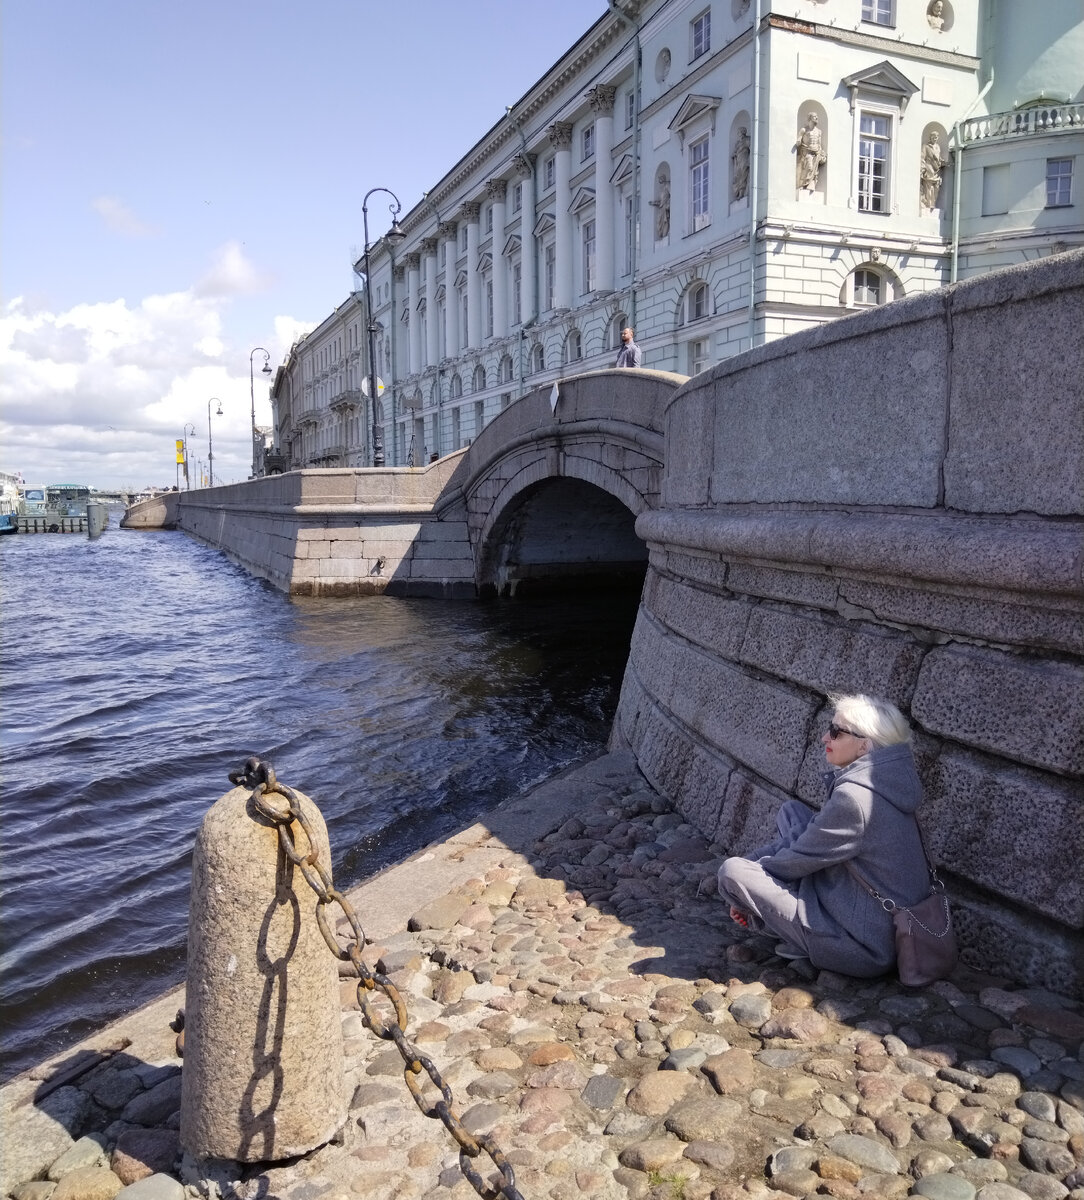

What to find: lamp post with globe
left=361, top=188, right=406, bottom=466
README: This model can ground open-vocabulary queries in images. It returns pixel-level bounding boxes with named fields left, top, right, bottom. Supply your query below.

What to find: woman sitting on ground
left=717, top=694, right=930, bottom=977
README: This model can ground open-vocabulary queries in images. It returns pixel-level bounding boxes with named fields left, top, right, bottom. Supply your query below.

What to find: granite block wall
left=613, top=251, right=1084, bottom=995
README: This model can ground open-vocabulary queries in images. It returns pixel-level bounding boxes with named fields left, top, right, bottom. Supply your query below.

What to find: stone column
left=516, top=153, right=536, bottom=324
left=550, top=122, right=574, bottom=311
left=486, top=179, right=508, bottom=339
left=180, top=783, right=346, bottom=1161
left=439, top=221, right=459, bottom=356
left=589, top=85, right=617, bottom=294
left=422, top=238, right=439, bottom=367
left=463, top=201, right=481, bottom=350
left=406, top=252, right=421, bottom=375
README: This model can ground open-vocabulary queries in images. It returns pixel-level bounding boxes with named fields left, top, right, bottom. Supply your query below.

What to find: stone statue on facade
left=652, top=171, right=671, bottom=239
left=927, top=0, right=945, bottom=30
left=920, top=131, right=947, bottom=210
left=731, top=126, right=750, bottom=200
left=796, top=113, right=826, bottom=191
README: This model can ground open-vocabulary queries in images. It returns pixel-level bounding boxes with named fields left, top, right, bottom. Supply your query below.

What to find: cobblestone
left=2, top=751, right=1082, bottom=1200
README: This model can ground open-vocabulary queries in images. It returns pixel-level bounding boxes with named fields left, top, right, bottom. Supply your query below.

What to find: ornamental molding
left=548, top=120, right=574, bottom=148
left=841, top=61, right=919, bottom=118
left=587, top=84, right=617, bottom=115
left=485, top=178, right=508, bottom=201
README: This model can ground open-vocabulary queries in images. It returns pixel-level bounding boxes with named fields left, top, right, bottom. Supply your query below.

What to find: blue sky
left=1, top=1, right=606, bottom=489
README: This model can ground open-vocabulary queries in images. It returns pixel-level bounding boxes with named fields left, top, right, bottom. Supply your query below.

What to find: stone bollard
left=180, top=782, right=347, bottom=1162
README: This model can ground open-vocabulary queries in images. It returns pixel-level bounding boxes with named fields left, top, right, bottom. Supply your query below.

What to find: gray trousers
left=717, top=800, right=815, bottom=954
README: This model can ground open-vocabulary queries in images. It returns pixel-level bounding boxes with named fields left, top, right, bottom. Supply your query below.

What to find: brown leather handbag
left=847, top=824, right=958, bottom=988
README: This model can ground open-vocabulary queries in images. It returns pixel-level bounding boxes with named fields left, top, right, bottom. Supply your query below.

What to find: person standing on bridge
left=615, top=327, right=642, bottom=368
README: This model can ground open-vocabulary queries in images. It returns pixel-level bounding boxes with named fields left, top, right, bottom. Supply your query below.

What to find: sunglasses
left=827, top=723, right=863, bottom=740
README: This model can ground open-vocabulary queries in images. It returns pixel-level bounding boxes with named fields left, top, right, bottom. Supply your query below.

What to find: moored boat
left=17, top=483, right=94, bottom=534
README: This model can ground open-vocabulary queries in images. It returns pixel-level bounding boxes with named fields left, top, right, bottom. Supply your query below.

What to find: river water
left=0, top=517, right=641, bottom=1082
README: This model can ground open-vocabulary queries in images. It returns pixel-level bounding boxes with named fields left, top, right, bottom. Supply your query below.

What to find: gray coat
left=755, top=743, right=931, bottom=975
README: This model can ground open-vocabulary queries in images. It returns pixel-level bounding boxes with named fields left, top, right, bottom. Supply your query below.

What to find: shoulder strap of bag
left=844, top=816, right=941, bottom=912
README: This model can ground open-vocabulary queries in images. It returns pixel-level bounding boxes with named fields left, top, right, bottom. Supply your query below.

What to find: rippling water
left=0, top=518, right=640, bottom=1081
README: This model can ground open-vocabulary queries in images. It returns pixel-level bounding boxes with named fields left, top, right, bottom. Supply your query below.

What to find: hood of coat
left=824, top=742, right=922, bottom=814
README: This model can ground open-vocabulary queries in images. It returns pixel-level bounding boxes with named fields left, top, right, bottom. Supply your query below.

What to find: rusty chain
left=229, top=757, right=523, bottom=1200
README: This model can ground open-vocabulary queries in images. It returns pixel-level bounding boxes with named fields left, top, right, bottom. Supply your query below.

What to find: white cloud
left=0, top=280, right=309, bottom=489
left=92, top=195, right=157, bottom=237
left=194, top=241, right=272, bottom=298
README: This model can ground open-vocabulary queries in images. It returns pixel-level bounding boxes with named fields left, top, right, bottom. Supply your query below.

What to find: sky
left=0, top=0, right=608, bottom=490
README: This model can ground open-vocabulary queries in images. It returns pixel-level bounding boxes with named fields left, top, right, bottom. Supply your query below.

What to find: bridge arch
left=452, top=368, right=685, bottom=596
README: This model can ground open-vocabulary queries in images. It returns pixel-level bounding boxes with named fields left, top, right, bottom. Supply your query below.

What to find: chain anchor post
left=179, top=760, right=347, bottom=1162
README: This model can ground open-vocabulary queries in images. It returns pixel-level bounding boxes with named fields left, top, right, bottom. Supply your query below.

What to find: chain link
left=229, top=757, right=523, bottom=1200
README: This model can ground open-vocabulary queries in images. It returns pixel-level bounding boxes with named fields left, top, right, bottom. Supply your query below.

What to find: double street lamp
left=249, top=348, right=273, bottom=478
left=207, top=397, right=222, bottom=487
left=361, top=187, right=406, bottom=466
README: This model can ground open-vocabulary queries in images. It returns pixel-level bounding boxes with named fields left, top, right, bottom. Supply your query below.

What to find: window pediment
left=610, top=154, right=635, bottom=187
left=668, top=94, right=721, bottom=145
left=502, top=233, right=522, bottom=256
left=478, top=251, right=493, bottom=272
left=533, top=211, right=556, bottom=238
left=842, top=61, right=918, bottom=117
left=454, top=269, right=469, bottom=289
left=569, top=186, right=596, bottom=215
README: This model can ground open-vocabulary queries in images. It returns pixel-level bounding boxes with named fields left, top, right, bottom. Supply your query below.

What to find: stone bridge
left=124, top=368, right=681, bottom=599
left=124, top=251, right=1084, bottom=994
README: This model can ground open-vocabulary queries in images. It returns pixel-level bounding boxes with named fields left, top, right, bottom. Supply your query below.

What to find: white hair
left=828, top=693, right=911, bottom=747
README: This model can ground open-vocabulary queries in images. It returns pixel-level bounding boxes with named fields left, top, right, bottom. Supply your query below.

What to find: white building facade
left=273, top=0, right=1082, bottom=470
left=271, top=294, right=370, bottom=470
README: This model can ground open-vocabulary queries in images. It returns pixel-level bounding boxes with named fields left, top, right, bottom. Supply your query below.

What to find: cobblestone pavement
left=2, top=751, right=1082, bottom=1200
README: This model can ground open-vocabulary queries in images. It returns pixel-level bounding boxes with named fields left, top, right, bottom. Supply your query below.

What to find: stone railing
left=959, top=102, right=1084, bottom=144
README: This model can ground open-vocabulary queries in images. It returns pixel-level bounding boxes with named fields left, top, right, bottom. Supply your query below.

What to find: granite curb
left=2, top=750, right=1082, bottom=1200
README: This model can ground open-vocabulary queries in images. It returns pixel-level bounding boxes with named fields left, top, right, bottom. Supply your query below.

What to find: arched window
left=450, top=373, right=463, bottom=399
left=532, top=343, right=545, bottom=373
left=472, top=364, right=486, bottom=392
left=565, top=329, right=583, bottom=363
left=499, top=354, right=514, bottom=383
left=610, top=313, right=628, bottom=350
left=840, top=263, right=899, bottom=309
left=684, top=282, right=710, bottom=324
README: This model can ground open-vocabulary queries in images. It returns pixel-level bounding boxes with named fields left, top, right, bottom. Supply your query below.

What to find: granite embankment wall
left=612, top=250, right=1084, bottom=995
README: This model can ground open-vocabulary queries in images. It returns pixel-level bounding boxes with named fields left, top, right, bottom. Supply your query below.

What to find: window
left=544, top=242, right=556, bottom=310
left=532, top=344, right=545, bottom=373
left=582, top=124, right=595, bottom=162
left=1047, top=158, right=1073, bottom=208
left=439, top=243, right=446, bottom=268
left=460, top=225, right=468, bottom=253
left=499, top=354, right=514, bottom=383
left=853, top=268, right=881, bottom=306
left=501, top=392, right=512, bottom=410
left=691, top=9, right=711, bottom=60
left=625, top=90, right=636, bottom=130
left=484, top=205, right=493, bottom=234
left=460, top=289, right=469, bottom=345
left=485, top=278, right=494, bottom=338
left=474, top=401, right=485, bottom=438
left=473, top=364, right=486, bottom=392
left=686, top=282, right=709, bottom=323
left=689, top=338, right=709, bottom=375
left=512, top=260, right=522, bottom=325
left=582, top=219, right=596, bottom=293
left=543, top=155, right=556, bottom=191
left=611, top=313, right=628, bottom=350
left=452, top=406, right=461, bottom=448
left=512, top=182, right=522, bottom=213
left=690, top=136, right=711, bottom=230
left=624, top=195, right=636, bottom=275
left=450, top=373, right=463, bottom=399
left=861, top=0, right=893, bottom=25
left=565, top=330, right=582, bottom=363
left=857, top=113, right=891, bottom=213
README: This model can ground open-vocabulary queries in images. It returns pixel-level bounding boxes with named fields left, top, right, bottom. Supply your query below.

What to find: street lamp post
left=207, top=397, right=222, bottom=487
left=249, top=348, right=273, bottom=479
left=183, top=423, right=196, bottom=490
left=361, top=187, right=407, bottom=466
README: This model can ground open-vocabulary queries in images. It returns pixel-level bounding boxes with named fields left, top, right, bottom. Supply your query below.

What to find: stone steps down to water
left=2, top=751, right=1082, bottom=1200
